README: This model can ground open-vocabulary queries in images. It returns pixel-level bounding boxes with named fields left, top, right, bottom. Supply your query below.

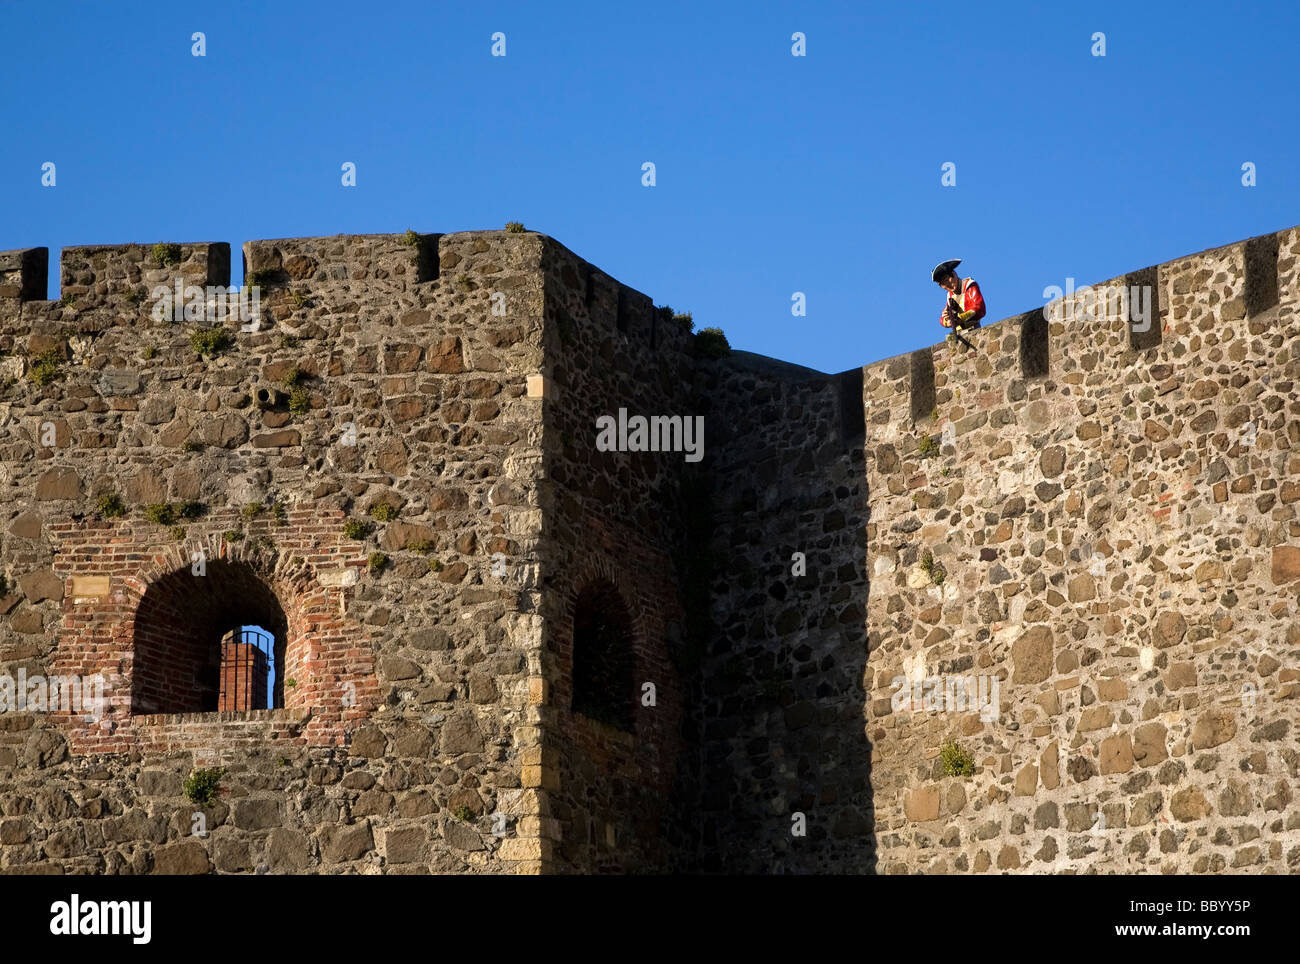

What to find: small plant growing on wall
left=152, top=243, right=182, bottom=268
left=919, top=550, right=946, bottom=585
left=171, top=526, right=187, bottom=542
left=26, top=349, right=63, bottom=386
left=658, top=305, right=695, bottom=333
left=916, top=434, right=938, bottom=457
left=428, top=557, right=444, bottom=574
left=368, top=552, right=388, bottom=572
left=342, top=518, right=370, bottom=540
left=939, top=741, right=975, bottom=777
left=504, top=221, right=526, bottom=233
left=288, top=386, right=311, bottom=414
left=142, top=345, right=157, bottom=360
left=693, top=327, right=730, bottom=359
left=190, top=327, right=232, bottom=357
left=59, top=292, right=77, bottom=307
left=408, top=539, right=435, bottom=554
left=271, top=502, right=287, bottom=525
left=243, top=502, right=264, bottom=519
left=95, top=492, right=125, bottom=519
left=367, top=502, right=397, bottom=522
left=223, top=529, right=244, bottom=542
left=144, top=503, right=176, bottom=525
left=183, top=767, right=224, bottom=805
left=453, top=805, right=475, bottom=821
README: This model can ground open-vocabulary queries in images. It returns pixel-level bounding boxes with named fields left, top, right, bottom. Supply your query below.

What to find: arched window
left=571, top=581, right=635, bottom=731
left=130, top=560, right=289, bottom=715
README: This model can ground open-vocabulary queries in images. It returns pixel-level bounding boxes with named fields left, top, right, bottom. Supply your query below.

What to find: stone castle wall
left=531, top=239, right=697, bottom=873
left=0, top=231, right=553, bottom=873
left=692, top=355, right=871, bottom=872
left=0, top=221, right=1295, bottom=874
left=861, top=227, right=1300, bottom=873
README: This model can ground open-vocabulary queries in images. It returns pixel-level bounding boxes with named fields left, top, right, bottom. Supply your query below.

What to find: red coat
left=942, top=278, right=986, bottom=328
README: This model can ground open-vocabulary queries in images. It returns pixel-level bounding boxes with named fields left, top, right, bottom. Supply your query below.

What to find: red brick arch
left=49, top=509, right=381, bottom=753
left=128, top=557, right=294, bottom=714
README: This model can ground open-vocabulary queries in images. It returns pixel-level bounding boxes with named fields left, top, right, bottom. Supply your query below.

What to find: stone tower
left=0, top=223, right=1294, bottom=874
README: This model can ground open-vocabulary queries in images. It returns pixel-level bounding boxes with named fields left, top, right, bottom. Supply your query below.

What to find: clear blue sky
left=1, top=0, right=1293, bottom=373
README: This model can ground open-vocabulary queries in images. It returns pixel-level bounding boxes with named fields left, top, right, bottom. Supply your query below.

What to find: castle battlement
left=0, top=223, right=1294, bottom=875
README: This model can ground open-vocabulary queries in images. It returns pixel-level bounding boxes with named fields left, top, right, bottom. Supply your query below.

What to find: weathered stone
left=1132, top=723, right=1168, bottom=768
left=266, top=829, right=312, bottom=871
left=443, top=818, right=486, bottom=851
left=152, top=839, right=211, bottom=874
left=904, top=786, right=940, bottom=822
left=320, top=822, right=374, bottom=862
left=9, top=512, right=42, bottom=540
left=1191, top=709, right=1237, bottom=750
left=1040, top=446, right=1065, bottom=477
left=1164, top=662, right=1197, bottom=690
left=1099, top=733, right=1134, bottom=774
left=384, top=826, right=427, bottom=863
left=350, top=726, right=388, bottom=758
left=1014, top=763, right=1037, bottom=796
left=137, top=770, right=181, bottom=796
left=1151, top=611, right=1187, bottom=648
left=427, top=336, right=465, bottom=373
left=440, top=712, right=484, bottom=756
left=1271, top=546, right=1300, bottom=584
left=1012, top=626, right=1053, bottom=684
left=1219, top=779, right=1253, bottom=817
left=379, top=655, right=422, bottom=681
left=18, top=569, right=62, bottom=603
left=233, top=798, right=281, bottom=830
left=1040, top=742, right=1060, bottom=790
left=1170, top=787, right=1211, bottom=822
left=252, top=430, right=300, bottom=448
left=1066, top=573, right=1096, bottom=602
left=35, top=467, right=80, bottom=500
left=1078, top=706, right=1113, bottom=731
left=380, top=522, right=437, bottom=551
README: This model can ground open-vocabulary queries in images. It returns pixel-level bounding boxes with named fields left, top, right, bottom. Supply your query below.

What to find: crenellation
left=860, top=226, right=1300, bottom=876
left=58, top=242, right=232, bottom=309
left=0, top=248, right=49, bottom=302
left=0, top=222, right=1295, bottom=874
left=908, top=348, right=936, bottom=424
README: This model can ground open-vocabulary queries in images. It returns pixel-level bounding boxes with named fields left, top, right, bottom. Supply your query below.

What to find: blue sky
left=1, top=0, right=1294, bottom=373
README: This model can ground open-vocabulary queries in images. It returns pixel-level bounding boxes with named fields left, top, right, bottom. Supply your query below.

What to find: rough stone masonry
left=0, top=223, right=1293, bottom=874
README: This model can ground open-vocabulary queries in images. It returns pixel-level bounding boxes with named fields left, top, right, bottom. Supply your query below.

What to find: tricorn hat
left=932, top=259, right=962, bottom=282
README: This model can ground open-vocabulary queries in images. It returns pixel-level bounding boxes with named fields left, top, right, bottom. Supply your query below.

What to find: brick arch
left=567, top=556, right=647, bottom=643
left=128, top=558, right=293, bottom=714
left=570, top=577, right=638, bottom=730
left=553, top=556, right=649, bottom=725
left=50, top=511, right=383, bottom=752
